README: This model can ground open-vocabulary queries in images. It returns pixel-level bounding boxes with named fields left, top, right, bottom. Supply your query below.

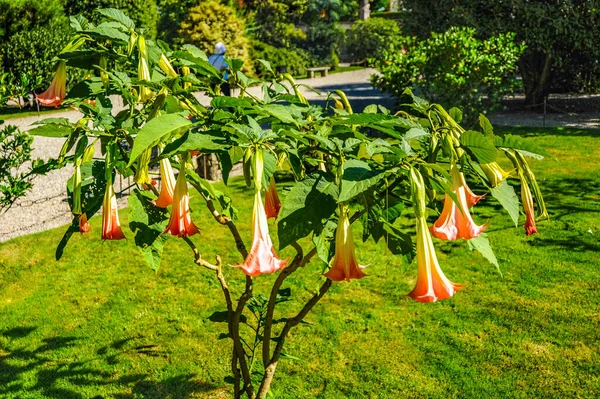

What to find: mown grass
left=1, top=126, right=599, bottom=398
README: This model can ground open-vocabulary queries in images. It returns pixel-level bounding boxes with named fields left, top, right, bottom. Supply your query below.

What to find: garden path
left=1, top=68, right=599, bottom=242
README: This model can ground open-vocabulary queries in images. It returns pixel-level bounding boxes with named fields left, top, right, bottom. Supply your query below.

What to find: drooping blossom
left=323, top=205, right=367, bottom=282
left=430, top=163, right=487, bottom=240
left=409, top=217, right=462, bottom=302
left=154, top=158, right=176, bottom=208
left=480, top=162, right=510, bottom=187
left=102, top=183, right=126, bottom=240
left=134, top=148, right=155, bottom=190
left=36, top=61, right=67, bottom=108
left=79, top=213, right=90, bottom=234
left=163, top=170, right=199, bottom=237
left=158, top=54, right=178, bottom=78
left=137, top=36, right=153, bottom=102
left=234, top=191, right=287, bottom=276
left=264, top=176, right=281, bottom=219
left=408, top=168, right=461, bottom=302
left=520, top=176, right=538, bottom=236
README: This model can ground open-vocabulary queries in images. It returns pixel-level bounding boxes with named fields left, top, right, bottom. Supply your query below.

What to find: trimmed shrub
left=177, top=1, right=251, bottom=72
left=372, top=27, right=525, bottom=124
left=344, top=18, right=401, bottom=64
left=65, top=0, right=158, bottom=39
left=296, top=21, right=344, bottom=67
left=156, top=0, right=196, bottom=46
left=250, top=40, right=309, bottom=77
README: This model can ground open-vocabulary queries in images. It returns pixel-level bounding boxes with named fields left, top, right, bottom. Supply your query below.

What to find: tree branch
left=262, top=242, right=304, bottom=367
left=257, top=278, right=333, bottom=398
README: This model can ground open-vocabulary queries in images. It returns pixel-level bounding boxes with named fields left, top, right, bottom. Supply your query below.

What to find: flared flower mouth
left=234, top=191, right=287, bottom=276
left=102, top=184, right=126, bottom=240
left=163, top=170, right=199, bottom=237
left=480, top=162, right=510, bottom=188
left=430, top=163, right=487, bottom=240
left=264, top=176, right=282, bottom=219
left=323, top=205, right=367, bottom=282
left=36, top=61, right=67, bottom=108
left=154, top=158, right=176, bottom=208
left=79, top=213, right=90, bottom=234
left=409, top=217, right=462, bottom=302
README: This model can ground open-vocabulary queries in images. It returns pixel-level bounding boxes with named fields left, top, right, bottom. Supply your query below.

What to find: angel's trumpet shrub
left=264, top=176, right=281, bottom=219
left=235, top=191, right=287, bottom=276
left=323, top=205, right=367, bottom=282
left=430, top=163, right=487, bottom=240
left=154, top=158, right=176, bottom=208
left=102, top=183, right=126, bottom=240
left=163, top=170, right=199, bottom=237
left=79, top=213, right=90, bottom=234
left=36, top=61, right=67, bottom=108
left=480, top=162, right=510, bottom=187
left=521, top=176, right=538, bottom=236
left=409, top=168, right=461, bottom=302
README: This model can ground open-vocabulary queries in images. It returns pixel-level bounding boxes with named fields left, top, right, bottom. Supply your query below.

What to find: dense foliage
left=372, top=27, right=525, bottom=124
left=23, top=9, right=550, bottom=398
left=344, top=17, right=401, bottom=63
left=177, top=1, right=251, bottom=72
left=250, top=40, right=309, bottom=77
left=401, top=0, right=600, bottom=104
left=295, top=21, right=344, bottom=67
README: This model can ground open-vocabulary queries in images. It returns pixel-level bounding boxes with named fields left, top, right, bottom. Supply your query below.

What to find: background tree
left=401, top=0, right=600, bottom=106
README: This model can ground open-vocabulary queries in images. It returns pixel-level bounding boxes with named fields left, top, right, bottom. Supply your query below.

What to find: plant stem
left=257, top=278, right=333, bottom=398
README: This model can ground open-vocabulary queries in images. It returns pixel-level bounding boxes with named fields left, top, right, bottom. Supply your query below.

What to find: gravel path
left=1, top=68, right=598, bottom=242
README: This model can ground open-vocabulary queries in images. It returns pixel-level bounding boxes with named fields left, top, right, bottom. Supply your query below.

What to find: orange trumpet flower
left=264, top=176, right=281, bottom=219
left=323, top=205, right=367, bottom=282
left=101, top=183, right=126, bottom=240
left=235, top=191, right=287, bottom=276
left=409, top=168, right=461, bottom=302
left=36, top=61, right=67, bottom=108
left=154, top=158, right=176, bottom=208
left=409, top=217, right=462, bottom=302
left=79, top=213, right=90, bottom=234
left=163, top=170, right=199, bottom=237
left=430, top=163, right=487, bottom=240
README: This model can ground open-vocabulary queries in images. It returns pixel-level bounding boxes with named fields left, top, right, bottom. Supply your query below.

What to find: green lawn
left=1, top=126, right=599, bottom=398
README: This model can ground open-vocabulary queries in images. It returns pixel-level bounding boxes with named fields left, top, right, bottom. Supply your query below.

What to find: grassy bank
left=1, top=126, right=599, bottom=398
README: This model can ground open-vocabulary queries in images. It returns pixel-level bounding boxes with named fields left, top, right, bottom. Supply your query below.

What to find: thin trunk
left=520, top=50, right=552, bottom=107
left=358, top=0, right=370, bottom=20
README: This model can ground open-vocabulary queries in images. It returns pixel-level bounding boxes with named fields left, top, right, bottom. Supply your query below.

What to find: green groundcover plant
left=23, top=9, right=552, bottom=398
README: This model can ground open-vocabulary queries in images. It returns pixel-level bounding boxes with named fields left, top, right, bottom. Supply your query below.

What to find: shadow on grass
left=495, top=125, right=600, bottom=138
left=0, top=327, right=222, bottom=398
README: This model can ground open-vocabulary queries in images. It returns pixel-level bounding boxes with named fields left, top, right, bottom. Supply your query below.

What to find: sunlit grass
left=1, top=126, right=599, bottom=398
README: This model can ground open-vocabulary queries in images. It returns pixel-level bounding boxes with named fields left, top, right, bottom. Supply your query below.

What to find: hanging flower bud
left=134, top=148, right=155, bottom=189
left=137, top=36, right=153, bottom=102
left=181, top=66, right=192, bottom=89
left=99, top=55, right=109, bottom=86
left=72, top=164, right=83, bottom=215
left=264, top=176, right=281, bottom=219
left=323, top=205, right=367, bottom=282
left=158, top=54, right=178, bottom=78
left=520, top=174, right=538, bottom=236
left=480, top=162, right=510, bottom=187
left=36, top=61, right=67, bottom=108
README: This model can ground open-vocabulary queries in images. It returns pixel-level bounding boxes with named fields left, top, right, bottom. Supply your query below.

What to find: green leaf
left=364, top=104, right=378, bottom=114
left=449, top=107, right=463, bottom=123
left=313, top=218, right=337, bottom=264
left=497, top=134, right=552, bottom=159
left=95, top=8, right=135, bottom=30
left=467, top=234, right=501, bottom=274
left=128, top=189, right=169, bottom=271
left=479, top=114, right=494, bottom=137
left=460, top=130, right=499, bottom=164
left=382, top=222, right=413, bottom=261
left=129, top=114, right=192, bottom=166
left=402, top=88, right=429, bottom=113
left=261, top=149, right=276, bottom=190
left=84, top=26, right=129, bottom=42
left=490, top=180, right=519, bottom=227
left=278, top=172, right=339, bottom=250
left=260, top=104, right=301, bottom=127
left=404, top=127, right=430, bottom=141
left=28, top=118, right=74, bottom=137
left=338, top=160, right=386, bottom=203
left=161, top=131, right=228, bottom=158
